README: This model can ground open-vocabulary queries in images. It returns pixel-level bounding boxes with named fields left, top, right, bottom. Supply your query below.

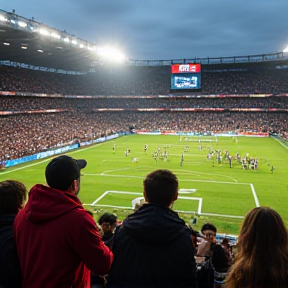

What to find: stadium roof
left=0, top=22, right=100, bottom=72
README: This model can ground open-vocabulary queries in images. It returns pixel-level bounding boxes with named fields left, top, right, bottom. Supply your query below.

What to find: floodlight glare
left=51, top=32, right=61, bottom=39
left=63, top=37, right=70, bottom=43
left=97, top=46, right=126, bottom=62
left=18, top=21, right=27, bottom=28
left=79, top=44, right=84, bottom=48
left=71, top=40, right=77, bottom=45
left=283, top=46, right=288, bottom=53
left=0, top=15, right=7, bottom=22
left=39, top=29, right=50, bottom=36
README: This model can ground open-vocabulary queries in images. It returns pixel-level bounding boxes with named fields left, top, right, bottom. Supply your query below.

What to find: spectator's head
left=0, top=180, right=27, bottom=214
left=143, top=169, right=178, bottom=207
left=45, top=155, right=87, bottom=195
left=239, top=206, right=288, bottom=253
left=201, top=223, right=217, bottom=242
left=99, top=213, right=118, bottom=235
left=226, top=206, right=288, bottom=288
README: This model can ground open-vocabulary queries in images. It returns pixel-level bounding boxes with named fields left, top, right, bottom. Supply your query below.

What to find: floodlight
left=51, top=32, right=61, bottom=39
left=39, top=29, right=49, bottom=36
left=283, top=46, right=288, bottom=53
left=79, top=44, right=84, bottom=48
left=63, top=37, right=70, bottom=43
left=18, top=21, right=27, bottom=28
left=71, top=39, right=77, bottom=45
left=96, top=46, right=126, bottom=62
left=0, top=15, right=7, bottom=22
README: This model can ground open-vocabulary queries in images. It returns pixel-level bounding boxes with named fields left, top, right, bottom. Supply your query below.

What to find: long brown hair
left=226, top=207, right=288, bottom=288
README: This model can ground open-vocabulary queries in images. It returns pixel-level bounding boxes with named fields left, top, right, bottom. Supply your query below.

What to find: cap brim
left=76, top=159, right=87, bottom=169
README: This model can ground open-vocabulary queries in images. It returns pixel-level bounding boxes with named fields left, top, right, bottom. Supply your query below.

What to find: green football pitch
left=1, top=134, right=288, bottom=235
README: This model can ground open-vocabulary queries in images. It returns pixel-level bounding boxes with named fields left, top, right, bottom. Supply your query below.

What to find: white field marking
left=100, top=167, right=130, bottom=176
left=84, top=204, right=134, bottom=210
left=171, top=168, right=238, bottom=182
left=85, top=189, right=249, bottom=219
left=181, top=179, right=249, bottom=185
left=99, top=167, right=238, bottom=183
left=199, top=212, right=244, bottom=219
left=176, top=196, right=203, bottom=214
left=178, top=189, right=197, bottom=193
left=91, top=191, right=142, bottom=205
left=0, top=142, right=105, bottom=175
left=250, top=183, right=260, bottom=207
left=87, top=190, right=203, bottom=214
left=273, top=137, right=288, bottom=150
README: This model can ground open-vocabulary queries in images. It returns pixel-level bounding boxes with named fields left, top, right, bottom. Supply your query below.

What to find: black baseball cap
left=45, top=155, right=87, bottom=191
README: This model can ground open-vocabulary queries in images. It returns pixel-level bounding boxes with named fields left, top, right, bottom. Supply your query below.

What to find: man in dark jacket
left=14, top=155, right=113, bottom=288
left=0, top=180, right=27, bottom=288
left=107, top=169, right=197, bottom=288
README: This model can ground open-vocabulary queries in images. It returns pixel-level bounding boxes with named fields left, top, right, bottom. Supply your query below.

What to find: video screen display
left=171, top=63, right=201, bottom=90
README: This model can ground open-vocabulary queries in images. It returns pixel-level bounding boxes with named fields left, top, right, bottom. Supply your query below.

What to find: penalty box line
left=86, top=190, right=203, bottom=214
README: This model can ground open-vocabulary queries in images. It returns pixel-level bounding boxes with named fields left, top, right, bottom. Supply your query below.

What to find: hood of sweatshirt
left=24, top=184, right=83, bottom=224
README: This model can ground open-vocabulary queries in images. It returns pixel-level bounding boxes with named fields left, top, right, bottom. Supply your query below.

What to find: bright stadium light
left=18, top=21, right=27, bottom=28
left=39, top=28, right=49, bottom=36
left=51, top=32, right=61, bottom=39
left=63, top=37, right=70, bottom=43
left=97, top=46, right=126, bottom=62
left=71, top=39, right=77, bottom=45
left=283, top=45, right=288, bottom=53
left=0, top=15, right=7, bottom=22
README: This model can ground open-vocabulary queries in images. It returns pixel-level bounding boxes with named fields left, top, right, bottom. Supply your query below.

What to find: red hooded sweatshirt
left=14, top=184, right=113, bottom=288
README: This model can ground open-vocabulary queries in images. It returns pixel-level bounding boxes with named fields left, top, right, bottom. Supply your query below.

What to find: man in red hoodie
left=14, top=155, right=113, bottom=288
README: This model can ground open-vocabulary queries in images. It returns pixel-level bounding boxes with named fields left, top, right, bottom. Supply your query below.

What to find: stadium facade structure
left=0, top=8, right=288, bottom=73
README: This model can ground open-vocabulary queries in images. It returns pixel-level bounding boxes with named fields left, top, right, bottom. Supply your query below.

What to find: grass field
left=1, top=134, right=288, bottom=236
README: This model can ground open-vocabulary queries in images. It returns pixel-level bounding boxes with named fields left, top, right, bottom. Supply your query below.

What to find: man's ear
left=68, top=179, right=79, bottom=195
left=143, top=188, right=149, bottom=202
left=173, top=191, right=178, bottom=201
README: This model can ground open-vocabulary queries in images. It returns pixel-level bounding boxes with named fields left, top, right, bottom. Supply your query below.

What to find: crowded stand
left=1, top=61, right=288, bottom=96
left=0, top=62, right=288, bottom=162
left=0, top=111, right=287, bottom=161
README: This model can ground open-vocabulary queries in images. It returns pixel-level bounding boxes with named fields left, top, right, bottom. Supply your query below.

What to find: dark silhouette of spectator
left=0, top=180, right=27, bottom=288
left=91, top=213, right=118, bottom=288
left=98, top=212, right=118, bottom=249
left=107, top=169, right=197, bottom=288
left=13, top=155, right=113, bottom=288
left=226, top=206, right=288, bottom=288
left=196, top=223, right=230, bottom=288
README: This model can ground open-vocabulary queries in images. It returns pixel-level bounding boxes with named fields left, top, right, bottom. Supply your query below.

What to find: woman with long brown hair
left=226, top=206, right=288, bottom=288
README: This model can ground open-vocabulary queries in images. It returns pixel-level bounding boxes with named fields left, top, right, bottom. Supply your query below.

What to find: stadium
left=1, top=8, right=288, bottom=240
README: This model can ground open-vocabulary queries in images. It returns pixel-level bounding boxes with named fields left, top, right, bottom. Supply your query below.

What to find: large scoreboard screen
left=170, top=63, right=201, bottom=90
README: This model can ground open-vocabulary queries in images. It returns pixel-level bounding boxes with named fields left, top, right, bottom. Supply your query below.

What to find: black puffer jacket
left=107, top=204, right=197, bottom=288
left=0, top=214, right=21, bottom=288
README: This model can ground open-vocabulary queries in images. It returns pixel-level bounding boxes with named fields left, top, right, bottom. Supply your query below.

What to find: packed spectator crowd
left=1, top=61, right=288, bottom=96
left=1, top=95, right=288, bottom=110
left=1, top=62, right=288, bottom=161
